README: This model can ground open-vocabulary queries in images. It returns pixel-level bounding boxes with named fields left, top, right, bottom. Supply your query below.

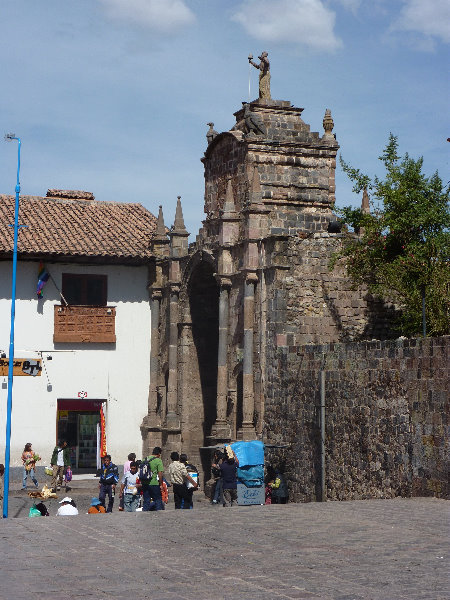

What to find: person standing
left=119, top=452, right=136, bottom=511
left=211, top=449, right=223, bottom=505
left=98, top=454, right=119, bottom=513
left=168, top=452, right=198, bottom=509
left=220, top=446, right=239, bottom=507
left=50, top=440, right=70, bottom=492
left=119, top=461, right=141, bottom=512
left=179, top=453, right=198, bottom=509
left=0, top=463, right=4, bottom=507
left=21, top=443, right=39, bottom=490
left=142, top=447, right=164, bottom=511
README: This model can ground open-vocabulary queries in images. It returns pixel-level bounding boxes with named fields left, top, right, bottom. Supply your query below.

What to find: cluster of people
left=95, top=447, right=199, bottom=514
left=19, top=440, right=72, bottom=494
left=14, top=439, right=288, bottom=517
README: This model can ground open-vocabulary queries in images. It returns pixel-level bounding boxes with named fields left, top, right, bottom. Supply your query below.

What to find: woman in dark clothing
left=220, top=446, right=239, bottom=507
left=211, top=450, right=224, bottom=505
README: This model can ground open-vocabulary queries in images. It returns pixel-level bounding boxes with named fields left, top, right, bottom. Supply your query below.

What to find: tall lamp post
left=3, top=133, right=22, bottom=518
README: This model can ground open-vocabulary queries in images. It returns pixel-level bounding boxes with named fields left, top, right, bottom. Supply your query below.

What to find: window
left=62, top=274, right=107, bottom=306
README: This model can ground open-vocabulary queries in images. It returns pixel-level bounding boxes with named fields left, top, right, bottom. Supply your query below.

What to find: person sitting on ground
left=35, top=502, right=49, bottom=516
left=50, top=439, right=71, bottom=493
left=88, top=497, right=106, bottom=514
left=119, top=462, right=141, bottom=512
left=56, top=496, right=78, bottom=516
left=220, top=446, right=239, bottom=507
left=168, top=452, right=198, bottom=509
left=269, top=469, right=289, bottom=504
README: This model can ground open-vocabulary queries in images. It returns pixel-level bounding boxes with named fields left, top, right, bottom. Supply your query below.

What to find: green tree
left=332, top=134, right=450, bottom=336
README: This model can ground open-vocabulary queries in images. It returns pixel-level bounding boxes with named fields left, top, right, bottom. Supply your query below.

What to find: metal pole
left=3, top=135, right=21, bottom=518
left=320, top=369, right=326, bottom=502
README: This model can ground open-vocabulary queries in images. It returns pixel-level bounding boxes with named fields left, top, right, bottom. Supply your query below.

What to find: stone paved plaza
left=0, top=494, right=448, bottom=600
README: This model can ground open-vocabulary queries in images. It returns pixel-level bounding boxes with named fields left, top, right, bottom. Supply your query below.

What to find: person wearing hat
left=88, top=497, right=106, bottom=514
left=56, top=497, right=78, bottom=516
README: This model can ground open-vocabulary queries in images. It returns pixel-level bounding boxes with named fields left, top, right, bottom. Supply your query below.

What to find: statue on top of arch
left=248, top=51, right=271, bottom=100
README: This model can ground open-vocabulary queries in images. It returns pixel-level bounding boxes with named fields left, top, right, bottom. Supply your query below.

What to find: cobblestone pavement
left=0, top=494, right=448, bottom=600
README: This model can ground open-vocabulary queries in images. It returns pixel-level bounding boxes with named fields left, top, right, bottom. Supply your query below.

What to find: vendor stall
left=231, top=440, right=265, bottom=505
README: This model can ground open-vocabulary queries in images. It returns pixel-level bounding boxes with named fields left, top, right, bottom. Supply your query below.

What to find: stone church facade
left=141, top=94, right=397, bottom=482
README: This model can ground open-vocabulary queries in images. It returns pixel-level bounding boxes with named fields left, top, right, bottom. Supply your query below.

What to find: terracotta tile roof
left=0, top=190, right=157, bottom=264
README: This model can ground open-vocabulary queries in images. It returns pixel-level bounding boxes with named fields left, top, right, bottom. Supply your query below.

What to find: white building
left=0, top=190, right=156, bottom=470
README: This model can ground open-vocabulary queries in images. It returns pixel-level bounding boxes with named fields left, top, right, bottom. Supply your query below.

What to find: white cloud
left=392, top=0, right=450, bottom=44
left=333, top=0, right=361, bottom=13
left=98, top=0, right=195, bottom=33
left=232, top=0, right=342, bottom=52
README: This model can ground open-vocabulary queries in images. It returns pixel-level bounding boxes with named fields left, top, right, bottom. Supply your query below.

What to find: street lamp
left=3, top=133, right=22, bottom=518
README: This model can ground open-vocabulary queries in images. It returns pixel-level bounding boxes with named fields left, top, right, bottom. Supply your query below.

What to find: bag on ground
left=29, top=505, right=42, bottom=517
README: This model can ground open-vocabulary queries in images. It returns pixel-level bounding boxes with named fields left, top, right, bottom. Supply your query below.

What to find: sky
left=1, top=0, right=449, bottom=237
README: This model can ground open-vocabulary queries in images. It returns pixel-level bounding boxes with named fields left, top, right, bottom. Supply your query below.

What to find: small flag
left=37, top=261, right=50, bottom=298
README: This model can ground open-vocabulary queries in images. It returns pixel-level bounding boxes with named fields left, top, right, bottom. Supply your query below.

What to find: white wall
left=0, top=260, right=151, bottom=467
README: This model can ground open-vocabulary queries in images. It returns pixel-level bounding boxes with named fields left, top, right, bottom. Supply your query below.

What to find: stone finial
left=206, top=122, right=218, bottom=145
left=248, top=51, right=271, bottom=100
left=222, top=177, right=236, bottom=216
left=248, top=165, right=263, bottom=208
left=173, top=196, right=188, bottom=234
left=361, top=188, right=370, bottom=214
left=154, top=205, right=168, bottom=241
left=249, top=165, right=263, bottom=207
left=322, top=109, right=334, bottom=137
left=356, top=188, right=371, bottom=236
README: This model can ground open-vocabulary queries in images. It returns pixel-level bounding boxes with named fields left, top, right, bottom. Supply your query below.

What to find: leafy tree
left=331, top=134, right=449, bottom=336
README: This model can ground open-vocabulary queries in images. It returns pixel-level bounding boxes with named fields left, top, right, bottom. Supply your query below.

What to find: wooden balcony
left=54, top=305, right=116, bottom=343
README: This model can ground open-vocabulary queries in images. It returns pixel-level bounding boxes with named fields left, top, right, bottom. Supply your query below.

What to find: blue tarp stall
left=231, top=440, right=265, bottom=505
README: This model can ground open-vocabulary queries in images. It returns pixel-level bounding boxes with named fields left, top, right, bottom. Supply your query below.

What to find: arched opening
left=188, top=260, right=219, bottom=441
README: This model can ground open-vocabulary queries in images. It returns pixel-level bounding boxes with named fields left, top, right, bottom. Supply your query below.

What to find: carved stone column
left=211, top=277, right=232, bottom=441
left=148, top=290, right=162, bottom=422
left=239, top=272, right=258, bottom=440
left=165, top=284, right=181, bottom=430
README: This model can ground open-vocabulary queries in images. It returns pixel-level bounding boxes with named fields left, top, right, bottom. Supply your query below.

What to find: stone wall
left=264, top=336, right=449, bottom=502
left=265, top=231, right=399, bottom=346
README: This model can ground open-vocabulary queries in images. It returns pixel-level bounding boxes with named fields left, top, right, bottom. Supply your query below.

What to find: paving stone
left=1, top=495, right=448, bottom=600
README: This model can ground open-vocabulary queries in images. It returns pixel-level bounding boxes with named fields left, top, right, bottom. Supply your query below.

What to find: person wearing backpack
left=50, top=440, right=71, bottom=493
left=141, top=447, right=164, bottom=511
left=98, top=454, right=119, bottom=512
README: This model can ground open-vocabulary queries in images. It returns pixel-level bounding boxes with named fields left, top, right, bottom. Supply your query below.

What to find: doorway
left=57, top=399, right=104, bottom=470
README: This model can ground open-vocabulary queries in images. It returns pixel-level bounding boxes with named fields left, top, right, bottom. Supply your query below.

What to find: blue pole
left=3, top=135, right=21, bottom=519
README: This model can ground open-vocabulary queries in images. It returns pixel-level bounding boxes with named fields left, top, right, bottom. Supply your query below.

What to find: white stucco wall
left=0, top=260, right=150, bottom=468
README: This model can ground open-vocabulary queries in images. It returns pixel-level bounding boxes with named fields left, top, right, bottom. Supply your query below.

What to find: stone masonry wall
left=264, top=336, right=449, bottom=502
left=265, top=231, right=399, bottom=345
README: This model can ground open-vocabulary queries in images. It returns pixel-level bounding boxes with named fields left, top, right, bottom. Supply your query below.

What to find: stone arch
left=187, top=260, right=219, bottom=441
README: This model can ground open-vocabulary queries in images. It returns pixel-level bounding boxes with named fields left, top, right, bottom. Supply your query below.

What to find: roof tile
left=0, top=194, right=157, bottom=262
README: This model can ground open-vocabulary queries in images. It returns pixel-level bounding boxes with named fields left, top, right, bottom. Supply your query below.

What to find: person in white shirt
left=56, top=496, right=78, bottom=516
left=119, top=462, right=141, bottom=512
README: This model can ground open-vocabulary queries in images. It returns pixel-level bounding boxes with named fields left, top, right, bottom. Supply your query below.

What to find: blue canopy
left=231, top=440, right=265, bottom=467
